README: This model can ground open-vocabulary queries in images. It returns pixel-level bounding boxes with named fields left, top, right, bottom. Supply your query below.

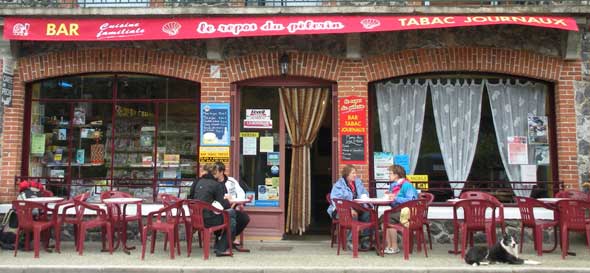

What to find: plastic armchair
left=333, top=198, right=380, bottom=258
left=186, top=200, right=233, bottom=260
left=382, top=199, right=429, bottom=260
left=326, top=193, right=339, bottom=248
left=555, top=190, right=590, bottom=201
left=460, top=191, right=505, bottom=243
left=514, top=196, right=558, bottom=256
left=72, top=199, right=113, bottom=255
left=556, top=199, right=590, bottom=259
left=141, top=200, right=187, bottom=260
left=418, top=192, right=434, bottom=249
left=11, top=200, right=53, bottom=258
left=53, top=191, right=91, bottom=253
left=39, top=189, right=54, bottom=197
left=453, top=199, right=496, bottom=258
left=100, top=191, right=142, bottom=244
left=158, top=193, right=192, bottom=252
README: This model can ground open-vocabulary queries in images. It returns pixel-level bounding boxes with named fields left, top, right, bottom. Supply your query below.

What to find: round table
left=102, top=197, right=143, bottom=254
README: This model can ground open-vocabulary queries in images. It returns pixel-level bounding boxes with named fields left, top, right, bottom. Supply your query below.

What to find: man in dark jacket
left=189, top=164, right=235, bottom=257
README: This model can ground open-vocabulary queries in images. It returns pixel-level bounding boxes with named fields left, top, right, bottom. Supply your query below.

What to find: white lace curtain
left=486, top=79, right=547, bottom=197
left=430, top=79, right=484, bottom=198
left=375, top=79, right=428, bottom=174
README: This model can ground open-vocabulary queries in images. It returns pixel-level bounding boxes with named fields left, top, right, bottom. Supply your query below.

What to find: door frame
left=230, top=76, right=337, bottom=235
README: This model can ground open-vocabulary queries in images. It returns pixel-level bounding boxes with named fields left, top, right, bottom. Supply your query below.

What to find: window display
left=27, top=74, right=199, bottom=202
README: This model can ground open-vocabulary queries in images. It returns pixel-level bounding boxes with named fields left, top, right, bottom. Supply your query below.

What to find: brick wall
left=0, top=47, right=579, bottom=201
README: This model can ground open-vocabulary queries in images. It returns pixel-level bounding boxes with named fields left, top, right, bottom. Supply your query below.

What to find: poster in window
left=73, top=107, right=86, bottom=125
left=534, top=145, right=550, bottom=165
left=373, top=152, right=394, bottom=181
left=528, top=116, right=548, bottom=144
left=200, top=103, right=230, bottom=146
left=507, top=136, right=528, bottom=165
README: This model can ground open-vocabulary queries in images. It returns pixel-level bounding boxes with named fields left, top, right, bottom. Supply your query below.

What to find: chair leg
left=561, top=227, right=568, bottom=259
left=33, top=229, right=41, bottom=258
left=519, top=225, right=525, bottom=254
left=141, top=227, right=148, bottom=260
left=187, top=229, right=193, bottom=257
left=168, top=231, right=175, bottom=260
left=534, top=227, right=543, bottom=256
left=461, top=227, right=468, bottom=259
left=402, top=229, right=409, bottom=260
left=55, top=223, right=62, bottom=253
left=426, top=224, right=432, bottom=250
left=106, top=223, right=113, bottom=254
left=13, top=228, right=20, bottom=257
left=352, top=228, right=359, bottom=258
left=150, top=230, right=157, bottom=253
left=202, top=231, right=210, bottom=260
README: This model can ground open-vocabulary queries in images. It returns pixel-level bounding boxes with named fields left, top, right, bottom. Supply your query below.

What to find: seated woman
left=383, top=164, right=418, bottom=254
left=326, top=164, right=372, bottom=250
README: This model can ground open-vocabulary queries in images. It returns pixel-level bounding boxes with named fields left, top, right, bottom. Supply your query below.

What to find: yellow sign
left=240, top=132, right=260, bottom=138
left=407, top=175, right=429, bottom=190
left=199, top=146, right=230, bottom=164
left=407, top=175, right=428, bottom=181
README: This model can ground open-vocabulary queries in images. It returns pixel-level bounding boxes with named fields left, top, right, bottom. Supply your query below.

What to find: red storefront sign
left=339, top=96, right=367, bottom=165
left=3, top=15, right=578, bottom=41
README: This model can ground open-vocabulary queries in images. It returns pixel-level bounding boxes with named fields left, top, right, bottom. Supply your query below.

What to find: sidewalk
left=1, top=237, right=590, bottom=273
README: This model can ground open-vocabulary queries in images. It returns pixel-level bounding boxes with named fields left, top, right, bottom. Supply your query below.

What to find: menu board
left=341, top=135, right=364, bottom=162
left=200, top=103, right=230, bottom=146
left=339, top=96, right=367, bottom=164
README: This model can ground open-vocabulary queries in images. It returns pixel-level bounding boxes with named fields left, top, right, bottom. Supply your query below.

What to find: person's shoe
left=215, top=250, right=233, bottom=257
left=390, top=248, right=401, bottom=254
left=384, top=247, right=394, bottom=254
left=346, top=242, right=353, bottom=250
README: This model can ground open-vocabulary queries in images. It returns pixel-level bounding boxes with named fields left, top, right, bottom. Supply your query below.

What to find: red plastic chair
left=453, top=199, right=496, bottom=258
left=72, top=199, right=113, bottom=255
left=186, top=200, right=233, bottom=260
left=158, top=194, right=192, bottom=252
left=100, top=191, right=142, bottom=245
left=418, top=192, right=434, bottom=249
left=141, top=200, right=186, bottom=260
left=382, top=199, right=429, bottom=260
left=53, top=191, right=91, bottom=253
left=555, top=190, right=590, bottom=201
left=514, top=196, right=558, bottom=256
left=12, top=200, right=53, bottom=258
left=326, top=193, right=339, bottom=248
left=556, top=199, right=590, bottom=259
left=39, top=189, right=54, bottom=197
left=333, top=198, right=380, bottom=258
left=460, top=191, right=505, bottom=243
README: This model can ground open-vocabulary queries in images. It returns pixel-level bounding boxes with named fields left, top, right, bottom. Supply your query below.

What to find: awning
left=3, top=15, right=578, bottom=41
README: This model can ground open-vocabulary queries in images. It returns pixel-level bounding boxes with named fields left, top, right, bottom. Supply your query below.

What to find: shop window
left=27, top=74, right=199, bottom=203
left=370, top=76, right=555, bottom=202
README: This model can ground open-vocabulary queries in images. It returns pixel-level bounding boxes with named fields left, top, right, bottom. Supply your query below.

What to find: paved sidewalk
left=1, top=238, right=590, bottom=273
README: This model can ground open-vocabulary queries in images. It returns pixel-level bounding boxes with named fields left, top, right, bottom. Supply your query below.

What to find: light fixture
left=279, top=53, right=289, bottom=76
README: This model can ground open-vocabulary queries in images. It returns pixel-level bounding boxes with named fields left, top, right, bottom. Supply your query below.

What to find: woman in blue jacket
left=327, top=164, right=372, bottom=249
left=383, top=164, right=418, bottom=254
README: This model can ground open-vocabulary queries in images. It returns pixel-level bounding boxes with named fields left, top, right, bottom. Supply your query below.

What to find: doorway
left=232, top=76, right=334, bottom=237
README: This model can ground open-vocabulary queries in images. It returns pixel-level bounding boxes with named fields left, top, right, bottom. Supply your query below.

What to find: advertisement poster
left=339, top=96, right=367, bottom=164
left=374, top=152, right=394, bottom=181
left=267, top=152, right=280, bottom=166
left=528, top=116, right=548, bottom=144
left=198, top=146, right=230, bottom=164
left=200, top=103, right=230, bottom=146
left=244, top=109, right=273, bottom=129
left=242, top=137, right=257, bottom=155
left=394, top=154, right=410, bottom=174
left=260, top=136, right=274, bottom=152
left=534, top=145, right=550, bottom=165
left=507, top=136, right=528, bottom=165
left=30, top=133, right=46, bottom=155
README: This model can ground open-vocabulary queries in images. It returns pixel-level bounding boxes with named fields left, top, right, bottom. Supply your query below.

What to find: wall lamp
left=279, top=53, right=289, bottom=76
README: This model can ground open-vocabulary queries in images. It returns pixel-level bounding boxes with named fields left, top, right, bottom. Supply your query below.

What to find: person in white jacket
left=214, top=162, right=250, bottom=248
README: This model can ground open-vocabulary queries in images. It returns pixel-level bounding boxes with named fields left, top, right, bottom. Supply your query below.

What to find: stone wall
left=578, top=22, right=590, bottom=185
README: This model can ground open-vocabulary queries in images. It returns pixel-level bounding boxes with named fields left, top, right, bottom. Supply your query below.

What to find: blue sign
left=394, top=154, right=410, bottom=174
left=200, top=103, right=230, bottom=146
left=254, top=200, right=279, bottom=207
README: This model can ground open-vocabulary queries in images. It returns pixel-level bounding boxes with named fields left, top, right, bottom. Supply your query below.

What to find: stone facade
left=578, top=25, right=590, bottom=186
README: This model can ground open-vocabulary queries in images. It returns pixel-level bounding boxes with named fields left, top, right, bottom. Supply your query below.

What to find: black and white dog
left=465, top=234, right=541, bottom=266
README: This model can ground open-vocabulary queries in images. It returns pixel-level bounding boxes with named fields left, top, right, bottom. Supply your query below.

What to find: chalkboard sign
left=341, top=135, right=364, bottom=162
